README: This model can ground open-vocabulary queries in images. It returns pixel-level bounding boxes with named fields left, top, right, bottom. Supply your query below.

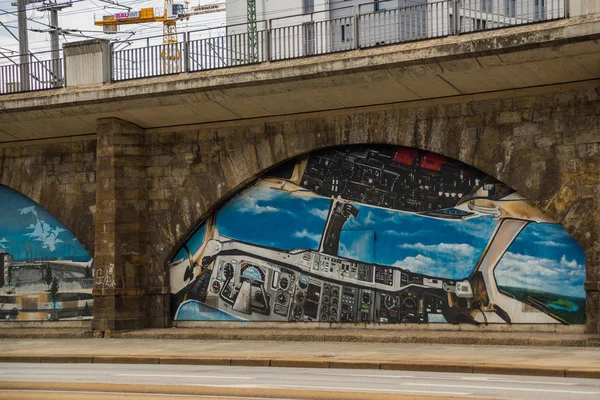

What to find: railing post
left=353, top=5, right=360, bottom=49
left=62, top=54, right=67, bottom=87
left=184, top=32, right=190, bottom=73
left=452, top=0, right=459, bottom=35
left=266, top=19, right=272, bottom=61
left=109, top=42, right=114, bottom=83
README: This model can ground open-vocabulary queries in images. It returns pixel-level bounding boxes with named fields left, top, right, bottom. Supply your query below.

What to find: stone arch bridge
left=0, top=14, right=599, bottom=334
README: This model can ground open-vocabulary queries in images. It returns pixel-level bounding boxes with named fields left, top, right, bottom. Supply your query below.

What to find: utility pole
left=38, top=1, right=72, bottom=87
left=17, top=0, right=30, bottom=91
left=247, top=0, right=257, bottom=63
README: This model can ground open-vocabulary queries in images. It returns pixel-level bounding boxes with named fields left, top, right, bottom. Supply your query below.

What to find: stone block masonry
left=0, top=139, right=96, bottom=253
left=0, top=83, right=598, bottom=334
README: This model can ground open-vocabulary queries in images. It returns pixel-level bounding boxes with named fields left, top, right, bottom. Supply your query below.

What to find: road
left=0, top=363, right=599, bottom=399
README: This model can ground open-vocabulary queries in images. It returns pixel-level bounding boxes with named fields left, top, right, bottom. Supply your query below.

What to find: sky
left=0, top=0, right=357, bottom=63
left=0, top=185, right=90, bottom=262
left=175, top=183, right=587, bottom=300
left=0, top=0, right=230, bottom=63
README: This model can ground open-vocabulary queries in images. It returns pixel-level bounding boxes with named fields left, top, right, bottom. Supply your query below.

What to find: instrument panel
left=198, top=241, right=474, bottom=323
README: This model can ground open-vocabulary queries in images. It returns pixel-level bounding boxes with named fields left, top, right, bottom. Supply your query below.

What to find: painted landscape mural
left=0, top=186, right=93, bottom=321
left=170, top=145, right=586, bottom=325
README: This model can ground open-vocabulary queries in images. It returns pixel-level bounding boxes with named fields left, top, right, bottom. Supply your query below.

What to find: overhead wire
left=0, top=0, right=369, bottom=55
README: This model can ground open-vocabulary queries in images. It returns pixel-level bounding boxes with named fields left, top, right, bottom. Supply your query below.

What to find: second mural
left=170, top=146, right=585, bottom=325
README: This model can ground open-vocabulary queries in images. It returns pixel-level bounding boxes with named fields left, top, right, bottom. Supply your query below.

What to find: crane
left=94, top=1, right=227, bottom=73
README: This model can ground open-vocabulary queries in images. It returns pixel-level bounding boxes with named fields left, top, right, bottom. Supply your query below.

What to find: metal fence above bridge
left=109, top=0, right=567, bottom=82
left=0, top=49, right=64, bottom=95
left=1, top=0, right=567, bottom=92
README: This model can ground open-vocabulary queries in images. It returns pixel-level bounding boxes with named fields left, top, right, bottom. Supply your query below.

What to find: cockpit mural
left=170, top=145, right=586, bottom=325
left=0, top=186, right=93, bottom=321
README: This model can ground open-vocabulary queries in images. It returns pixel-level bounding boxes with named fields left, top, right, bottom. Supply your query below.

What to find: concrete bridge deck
left=0, top=14, right=599, bottom=142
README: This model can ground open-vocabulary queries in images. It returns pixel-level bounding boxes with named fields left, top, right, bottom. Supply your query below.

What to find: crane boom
left=94, top=1, right=226, bottom=74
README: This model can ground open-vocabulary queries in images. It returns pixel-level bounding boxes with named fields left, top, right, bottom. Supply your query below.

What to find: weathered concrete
left=0, top=138, right=96, bottom=252
left=0, top=14, right=599, bottom=140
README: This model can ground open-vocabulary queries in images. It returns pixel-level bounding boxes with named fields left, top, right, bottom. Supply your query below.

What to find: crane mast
left=94, top=1, right=226, bottom=73
left=247, top=0, right=257, bottom=63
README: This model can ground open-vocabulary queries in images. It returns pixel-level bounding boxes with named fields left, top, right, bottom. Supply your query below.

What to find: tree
left=6, top=265, right=13, bottom=294
left=44, top=266, right=53, bottom=290
left=50, top=277, right=59, bottom=321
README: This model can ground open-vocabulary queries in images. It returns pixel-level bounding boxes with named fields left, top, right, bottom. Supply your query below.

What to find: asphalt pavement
left=1, top=363, right=599, bottom=399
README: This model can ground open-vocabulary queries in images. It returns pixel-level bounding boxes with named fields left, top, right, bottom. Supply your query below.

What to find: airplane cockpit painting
left=0, top=186, right=93, bottom=321
left=170, top=146, right=586, bottom=325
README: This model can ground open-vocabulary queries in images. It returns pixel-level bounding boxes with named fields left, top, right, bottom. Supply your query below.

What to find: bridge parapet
left=1, top=0, right=593, bottom=96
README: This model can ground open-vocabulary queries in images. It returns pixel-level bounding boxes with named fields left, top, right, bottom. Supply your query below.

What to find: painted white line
left=401, top=382, right=600, bottom=395
left=189, top=383, right=471, bottom=396
left=314, top=372, right=579, bottom=386
left=0, top=389, right=292, bottom=399
left=461, top=376, right=579, bottom=386
left=116, top=373, right=252, bottom=380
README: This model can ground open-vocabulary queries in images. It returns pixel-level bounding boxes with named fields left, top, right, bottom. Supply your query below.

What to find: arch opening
left=168, top=145, right=585, bottom=325
left=0, top=185, right=93, bottom=321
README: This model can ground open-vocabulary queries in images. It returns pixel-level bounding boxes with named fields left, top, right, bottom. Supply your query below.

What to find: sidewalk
left=1, top=337, right=600, bottom=379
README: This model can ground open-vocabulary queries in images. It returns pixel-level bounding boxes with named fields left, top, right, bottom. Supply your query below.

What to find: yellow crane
left=94, top=1, right=226, bottom=73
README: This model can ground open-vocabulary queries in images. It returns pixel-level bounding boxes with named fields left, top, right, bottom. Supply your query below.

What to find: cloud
left=393, top=254, right=436, bottom=274
left=399, top=242, right=476, bottom=258
left=495, top=252, right=585, bottom=298
left=535, top=240, right=568, bottom=248
left=339, top=232, right=374, bottom=263
left=232, top=186, right=287, bottom=215
left=363, top=211, right=376, bottom=226
left=19, top=206, right=38, bottom=219
left=384, top=229, right=412, bottom=237
left=0, top=238, right=8, bottom=243
left=293, top=229, right=321, bottom=245
left=309, top=208, right=328, bottom=220
left=24, top=219, right=66, bottom=252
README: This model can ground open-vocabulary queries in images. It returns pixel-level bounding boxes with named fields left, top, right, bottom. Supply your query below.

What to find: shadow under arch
left=166, top=144, right=586, bottom=326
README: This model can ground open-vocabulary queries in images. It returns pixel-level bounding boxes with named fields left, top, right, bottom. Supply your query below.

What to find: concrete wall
left=570, top=0, right=600, bottom=16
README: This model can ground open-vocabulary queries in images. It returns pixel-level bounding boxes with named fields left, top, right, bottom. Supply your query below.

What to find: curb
left=0, top=355, right=599, bottom=379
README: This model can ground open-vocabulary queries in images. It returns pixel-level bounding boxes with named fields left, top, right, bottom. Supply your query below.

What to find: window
left=473, top=18, right=487, bottom=30
left=504, top=0, right=515, bottom=17
left=303, top=0, right=314, bottom=13
left=535, top=0, right=546, bottom=20
left=482, top=0, right=492, bottom=12
left=303, top=23, right=315, bottom=55
left=341, top=24, right=352, bottom=42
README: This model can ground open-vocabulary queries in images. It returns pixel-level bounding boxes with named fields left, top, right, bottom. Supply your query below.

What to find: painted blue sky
left=179, top=183, right=586, bottom=299
left=213, top=184, right=496, bottom=279
left=0, top=186, right=90, bottom=262
left=495, top=223, right=585, bottom=298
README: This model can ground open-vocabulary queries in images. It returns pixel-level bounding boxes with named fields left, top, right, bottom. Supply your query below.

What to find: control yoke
left=319, top=199, right=359, bottom=256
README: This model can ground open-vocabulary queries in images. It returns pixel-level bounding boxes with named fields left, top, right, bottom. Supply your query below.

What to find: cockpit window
left=495, top=222, right=586, bottom=323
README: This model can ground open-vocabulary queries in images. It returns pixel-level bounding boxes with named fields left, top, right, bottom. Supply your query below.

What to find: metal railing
left=188, top=22, right=269, bottom=71
left=0, top=0, right=568, bottom=90
left=0, top=49, right=64, bottom=94
left=359, top=1, right=453, bottom=47
left=108, top=0, right=565, bottom=82
left=457, top=0, right=565, bottom=33
left=270, top=7, right=356, bottom=61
